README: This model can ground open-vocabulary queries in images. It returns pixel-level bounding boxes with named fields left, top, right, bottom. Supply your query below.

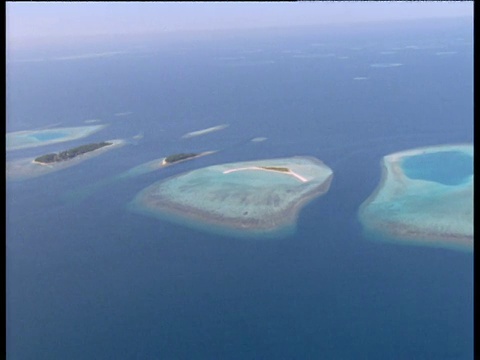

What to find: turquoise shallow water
left=6, top=125, right=106, bottom=150
left=401, top=151, right=473, bottom=185
left=30, top=131, right=66, bottom=141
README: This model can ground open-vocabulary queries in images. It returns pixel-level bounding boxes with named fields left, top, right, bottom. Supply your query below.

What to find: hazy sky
left=6, top=1, right=473, bottom=42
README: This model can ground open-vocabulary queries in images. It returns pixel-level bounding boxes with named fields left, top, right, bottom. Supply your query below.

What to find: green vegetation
left=34, top=142, right=112, bottom=164
left=164, top=153, right=199, bottom=164
left=260, top=166, right=290, bottom=172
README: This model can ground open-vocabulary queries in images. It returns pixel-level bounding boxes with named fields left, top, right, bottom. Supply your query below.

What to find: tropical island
left=34, top=142, right=113, bottom=164
left=163, top=153, right=200, bottom=164
left=6, top=139, right=125, bottom=181
left=161, top=151, right=216, bottom=166
left=129, top=156, right=333, bottom=238
left=358, top=144, right=473, bottom=252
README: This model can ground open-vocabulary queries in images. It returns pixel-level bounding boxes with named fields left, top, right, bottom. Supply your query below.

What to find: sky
left=6, top=1, right=474, bottom=44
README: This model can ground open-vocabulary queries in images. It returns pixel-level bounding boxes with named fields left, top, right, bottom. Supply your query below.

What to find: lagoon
left=401, top=150, right=473, bottom=185
left=6, top=125, right=106, bottom=151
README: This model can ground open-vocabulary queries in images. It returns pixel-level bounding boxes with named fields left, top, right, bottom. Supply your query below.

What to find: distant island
left=163, top=153, right=199, bottom=165
left=34, top=142, right=113, bottom=164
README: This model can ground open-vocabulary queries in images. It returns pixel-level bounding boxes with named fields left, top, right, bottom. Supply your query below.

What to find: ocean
left=6, top=18, right=473, bottom=359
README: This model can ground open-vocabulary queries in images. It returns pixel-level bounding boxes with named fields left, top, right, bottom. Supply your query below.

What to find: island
left=129, top=156, right=333, bottom=238
left=358, top=144, right=473, bottom=252
left=34, top=142, right=112, bottom=164
left=163, top=153, right=200, bottom=164
left=161, top=151, right=217, bottom=166
left=6, top=139, right=125, bottom=181
left=6, top=125, right=107, bottom=151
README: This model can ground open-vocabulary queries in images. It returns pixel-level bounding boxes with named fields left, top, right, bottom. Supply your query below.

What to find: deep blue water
left=401, top=151, right=473, bottom=186
left=6, top=18, right=474, bottom=359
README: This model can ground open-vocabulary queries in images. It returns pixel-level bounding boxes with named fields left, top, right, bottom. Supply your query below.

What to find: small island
left=129, top=156, right=333, bottom=238
left=6, top=139, right=125, bottom=181
left=163, top=153, right=200, bottom=165
left=34, top=142, right=113, bottom=164
left=161, top=151, right=216, bottom=166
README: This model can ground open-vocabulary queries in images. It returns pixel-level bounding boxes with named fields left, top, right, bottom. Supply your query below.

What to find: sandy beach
left=223, top=166, right=309, bottom=182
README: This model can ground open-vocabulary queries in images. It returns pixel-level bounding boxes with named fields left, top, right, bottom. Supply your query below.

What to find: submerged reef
left=181, top=124, right=229, bottom=139
left=129, top=156, right=333, bottom=238
left=358, top=144, right=473, bottom=252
